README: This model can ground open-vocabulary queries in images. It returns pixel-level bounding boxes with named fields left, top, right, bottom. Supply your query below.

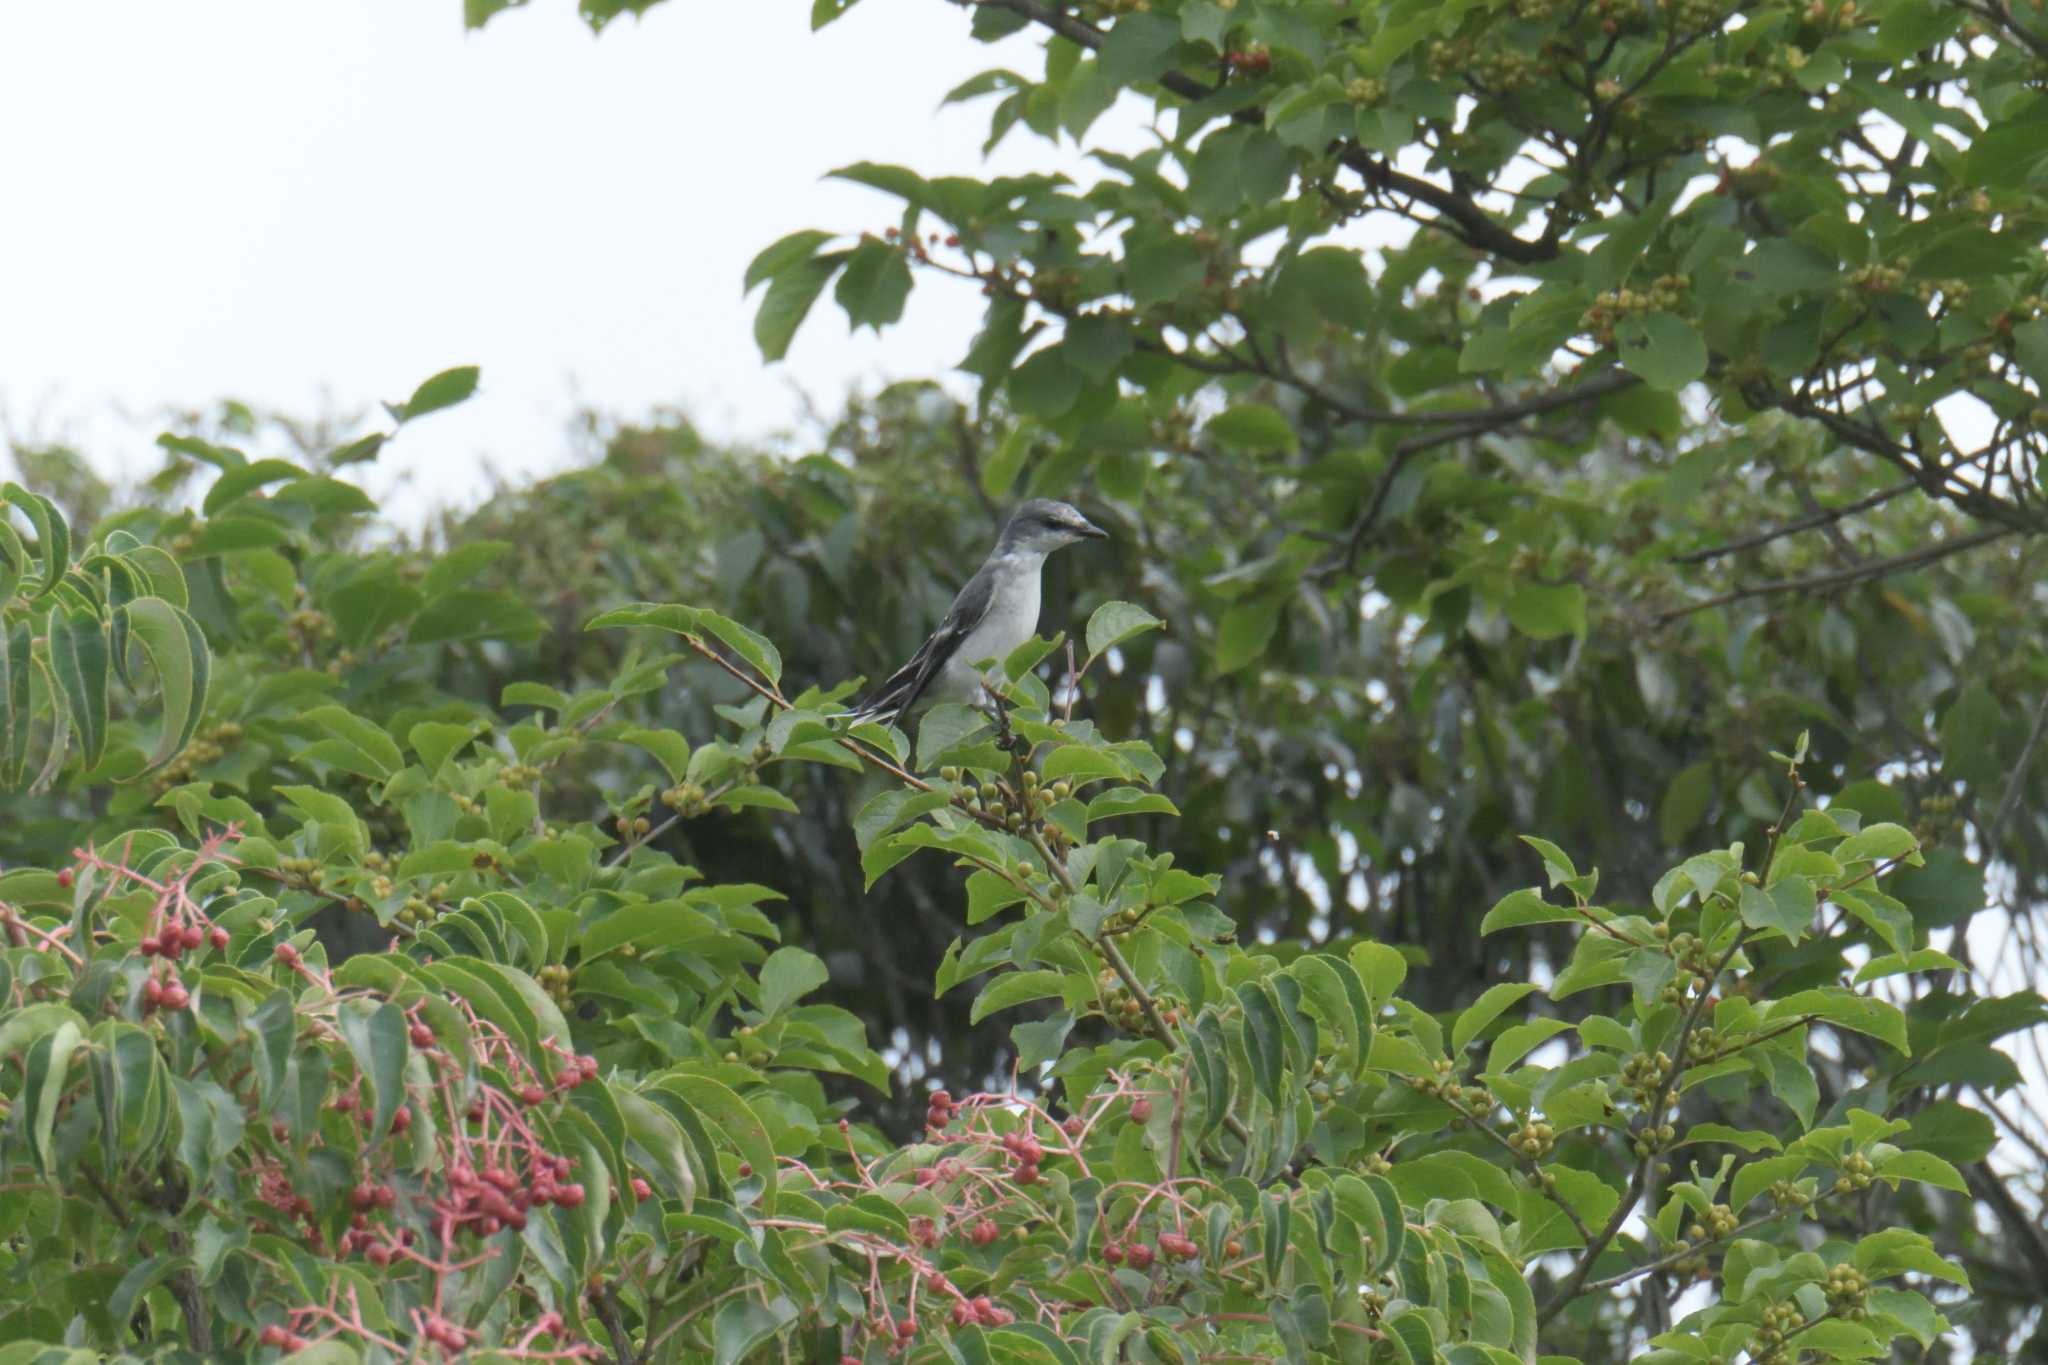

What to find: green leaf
left=621, top=727, right=693, bottom=784
left=1877, top=1149, right=1967, bottom=1193
left=1481, top=888, right=1578, bottom=933
left=302, top=704, right=404, bottom=782
left=48, top=602, right=110, bottom=768
left=755, top=254, right=845, bottom=362
left=1452, top=983, right=1538, bottom=1056
left=835, top=239, right=914, bottom=331
left=1204, top=403, right=1299, bottom=455
left=757, top=947, right=830, bottom=1019
left=399, top=365, right=481, bottom=420
left=337, top=1000, right=410, bottom=1146
left=1772, top=988, right=1908, bottom=1054
left=122, top=597, right=210, bottom=773
left=653, top=1074, right=778, bottom=1211
left=1084, top=600, right=1164, bottom=663
left=697, top=610, right=784, bottom=687
left=1505, top=583, right=1586, bottom=641
left=745, top=229, right=835, bottom=292
left=1740, top=876, right=1816, bottom=944
left=1903, top=1099, right=1996, bottom=1165
left=1834, top=822, right=1919, bottom=866
left=1616, top=312, right=1708, bottom=390
left=23, top=1019, right=83, bottom=1178
left=1215, top=600, right=1281, bottom=673
left=970, top=969, right=1070, bottom=1023
left=203, top=458, right=305, bottom=515
left=1013, top=1010, right=1075, bottom=1070
left=713, top=1295, right=798, bottom=1365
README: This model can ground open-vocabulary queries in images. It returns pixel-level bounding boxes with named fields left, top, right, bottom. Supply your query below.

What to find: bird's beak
left=1074, top=514, right=1109, bottom=540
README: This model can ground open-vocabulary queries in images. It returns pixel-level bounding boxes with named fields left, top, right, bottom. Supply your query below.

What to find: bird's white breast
left=939, top=552, right=1043, bottom=700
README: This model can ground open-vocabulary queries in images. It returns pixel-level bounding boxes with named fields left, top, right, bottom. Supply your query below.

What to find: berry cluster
left=1831, top=1151, right=1877, bottom=1193
left=1580, top=275, right=1690, bottom=345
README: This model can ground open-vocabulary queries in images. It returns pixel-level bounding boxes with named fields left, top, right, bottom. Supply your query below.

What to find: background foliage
left=1, top=0, right=2045, bottom=1358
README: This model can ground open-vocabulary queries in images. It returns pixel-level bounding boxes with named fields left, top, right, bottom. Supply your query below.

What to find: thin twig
left=1656, top=525, right=2015, bottom=624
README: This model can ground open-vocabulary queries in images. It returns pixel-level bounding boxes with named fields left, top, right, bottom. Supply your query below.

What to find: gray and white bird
left=848, top=499, right=1108, bottom=725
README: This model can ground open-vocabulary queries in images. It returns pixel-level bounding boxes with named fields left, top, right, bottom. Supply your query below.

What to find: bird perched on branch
left=848, top=499, right=1107, bottom=726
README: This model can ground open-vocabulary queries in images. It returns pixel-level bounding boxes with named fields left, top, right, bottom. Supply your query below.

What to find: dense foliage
left=0, top=460, right=2024, bottom=1365
left=0, top=0, right=2043, bottom=1357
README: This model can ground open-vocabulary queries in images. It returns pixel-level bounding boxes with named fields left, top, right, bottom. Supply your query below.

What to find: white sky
left=0, top=0, right=1083, bottom=514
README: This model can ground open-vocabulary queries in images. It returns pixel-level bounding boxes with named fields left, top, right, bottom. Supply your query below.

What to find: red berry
left=555, top=1183, right=586, bottom=1208
left=1015, top=1163, right=1040, bottom=1186
left=56, top=870, right=71, bottom=888
left=1103, top=1243, right=1124, bottom=1265
left=208, top=925, right=230, bottom=950
left=972, top=1295, right=995, bottom=1322
left=1224, top=1238, right=1243, bottom=1257
left=1130, top=1098, right=1153, bottom=1123
left=140, top=935, right=162, bottom=957
left=929, top=1089, right=952, bottom=1108
left=391, top=1105, right=411, bottom=1133
left=1160, top=1232, right=1199, bottom=1261
left=376, top=1183, right=397, bottom=1208
left=952, top=1300, right=973, bottom=1327
left=260, top=1324, right=289, bottom=1347
left=163, top=985, right=190, bottom=1010
left=464, top=1099, right=485, bottom=1126
left=181, top=924, right=204, bottom=950
left=1126, top=1242, right=1155, bottom=1270
left=1063, top=1116, right=1084, bottom=1138
left=366, top=1244, right=391, bottom=1266
left=143, top=977, right=164, bottom=1005
left=274, top=942, right=300, bottom=966
left=631, top=1177, right=652, bottom=1199
left=334, top=1094, right=356, bottom=1114
left=409, top=1023, right=434, bottom=1048
left=971, top=1218, right=999, bottom=1246
left=896, top=1317, right=917, bottom=1338
left=352, top=1182, right=377, bottom=1209
left=737, top=1162, right=753, bottom=1178
left=519, top=1084, right=546, bottom=1106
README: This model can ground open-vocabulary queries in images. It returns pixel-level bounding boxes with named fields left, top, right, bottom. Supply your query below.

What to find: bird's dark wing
left=851, top=562, right=998, bottom=722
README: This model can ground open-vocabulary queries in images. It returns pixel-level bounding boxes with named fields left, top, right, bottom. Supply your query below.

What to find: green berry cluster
left=152, top=720, right=245, bottom=789
left=1768, top=1178, right=1812, bottom=1212
left=277, top=855, right=327, bottom=890
left=1687, top=1203, right=1740, bottom=1245
left=660, top=782, right=713, bottom=816
left=1845, top=263, right=1907, bottom=293
left=397, top=882, right=454, bottom=926
left=539, top=963, right=572, bottom=1008
left=1418, top=1057, right=1493, bottom=1113
left=1823, top=1262, right=1870, bottom=1319
left=498, top=762, right=543, bottom=787
left=1749, top=1300, right=1807, bottom=1365
left=1581, top=276, right=1689, bottom=344
left=1619, top=1049, right=1672, bottom=1105
left=1832, top=1151, right=1877, bottom=1193
left=1510, top=1119, right=1557, bottom=1158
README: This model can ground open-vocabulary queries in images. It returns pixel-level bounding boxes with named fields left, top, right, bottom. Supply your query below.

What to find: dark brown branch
left=1991, top=682, right=2048, bottom=843
left=1656, top=524, right=2017, bottom=623
left=1670, top=474, right=1924, bottom=564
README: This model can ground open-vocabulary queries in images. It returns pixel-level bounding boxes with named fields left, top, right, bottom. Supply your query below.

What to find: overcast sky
left=0, top=0, right=1098, bottom=513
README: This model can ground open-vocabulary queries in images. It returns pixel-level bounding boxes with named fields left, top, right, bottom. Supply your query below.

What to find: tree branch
left=1655, top=524, right=2017, bottom=623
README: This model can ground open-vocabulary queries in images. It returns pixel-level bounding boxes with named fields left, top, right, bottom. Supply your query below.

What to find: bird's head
left=997, top=499, right=1108, bottom=555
